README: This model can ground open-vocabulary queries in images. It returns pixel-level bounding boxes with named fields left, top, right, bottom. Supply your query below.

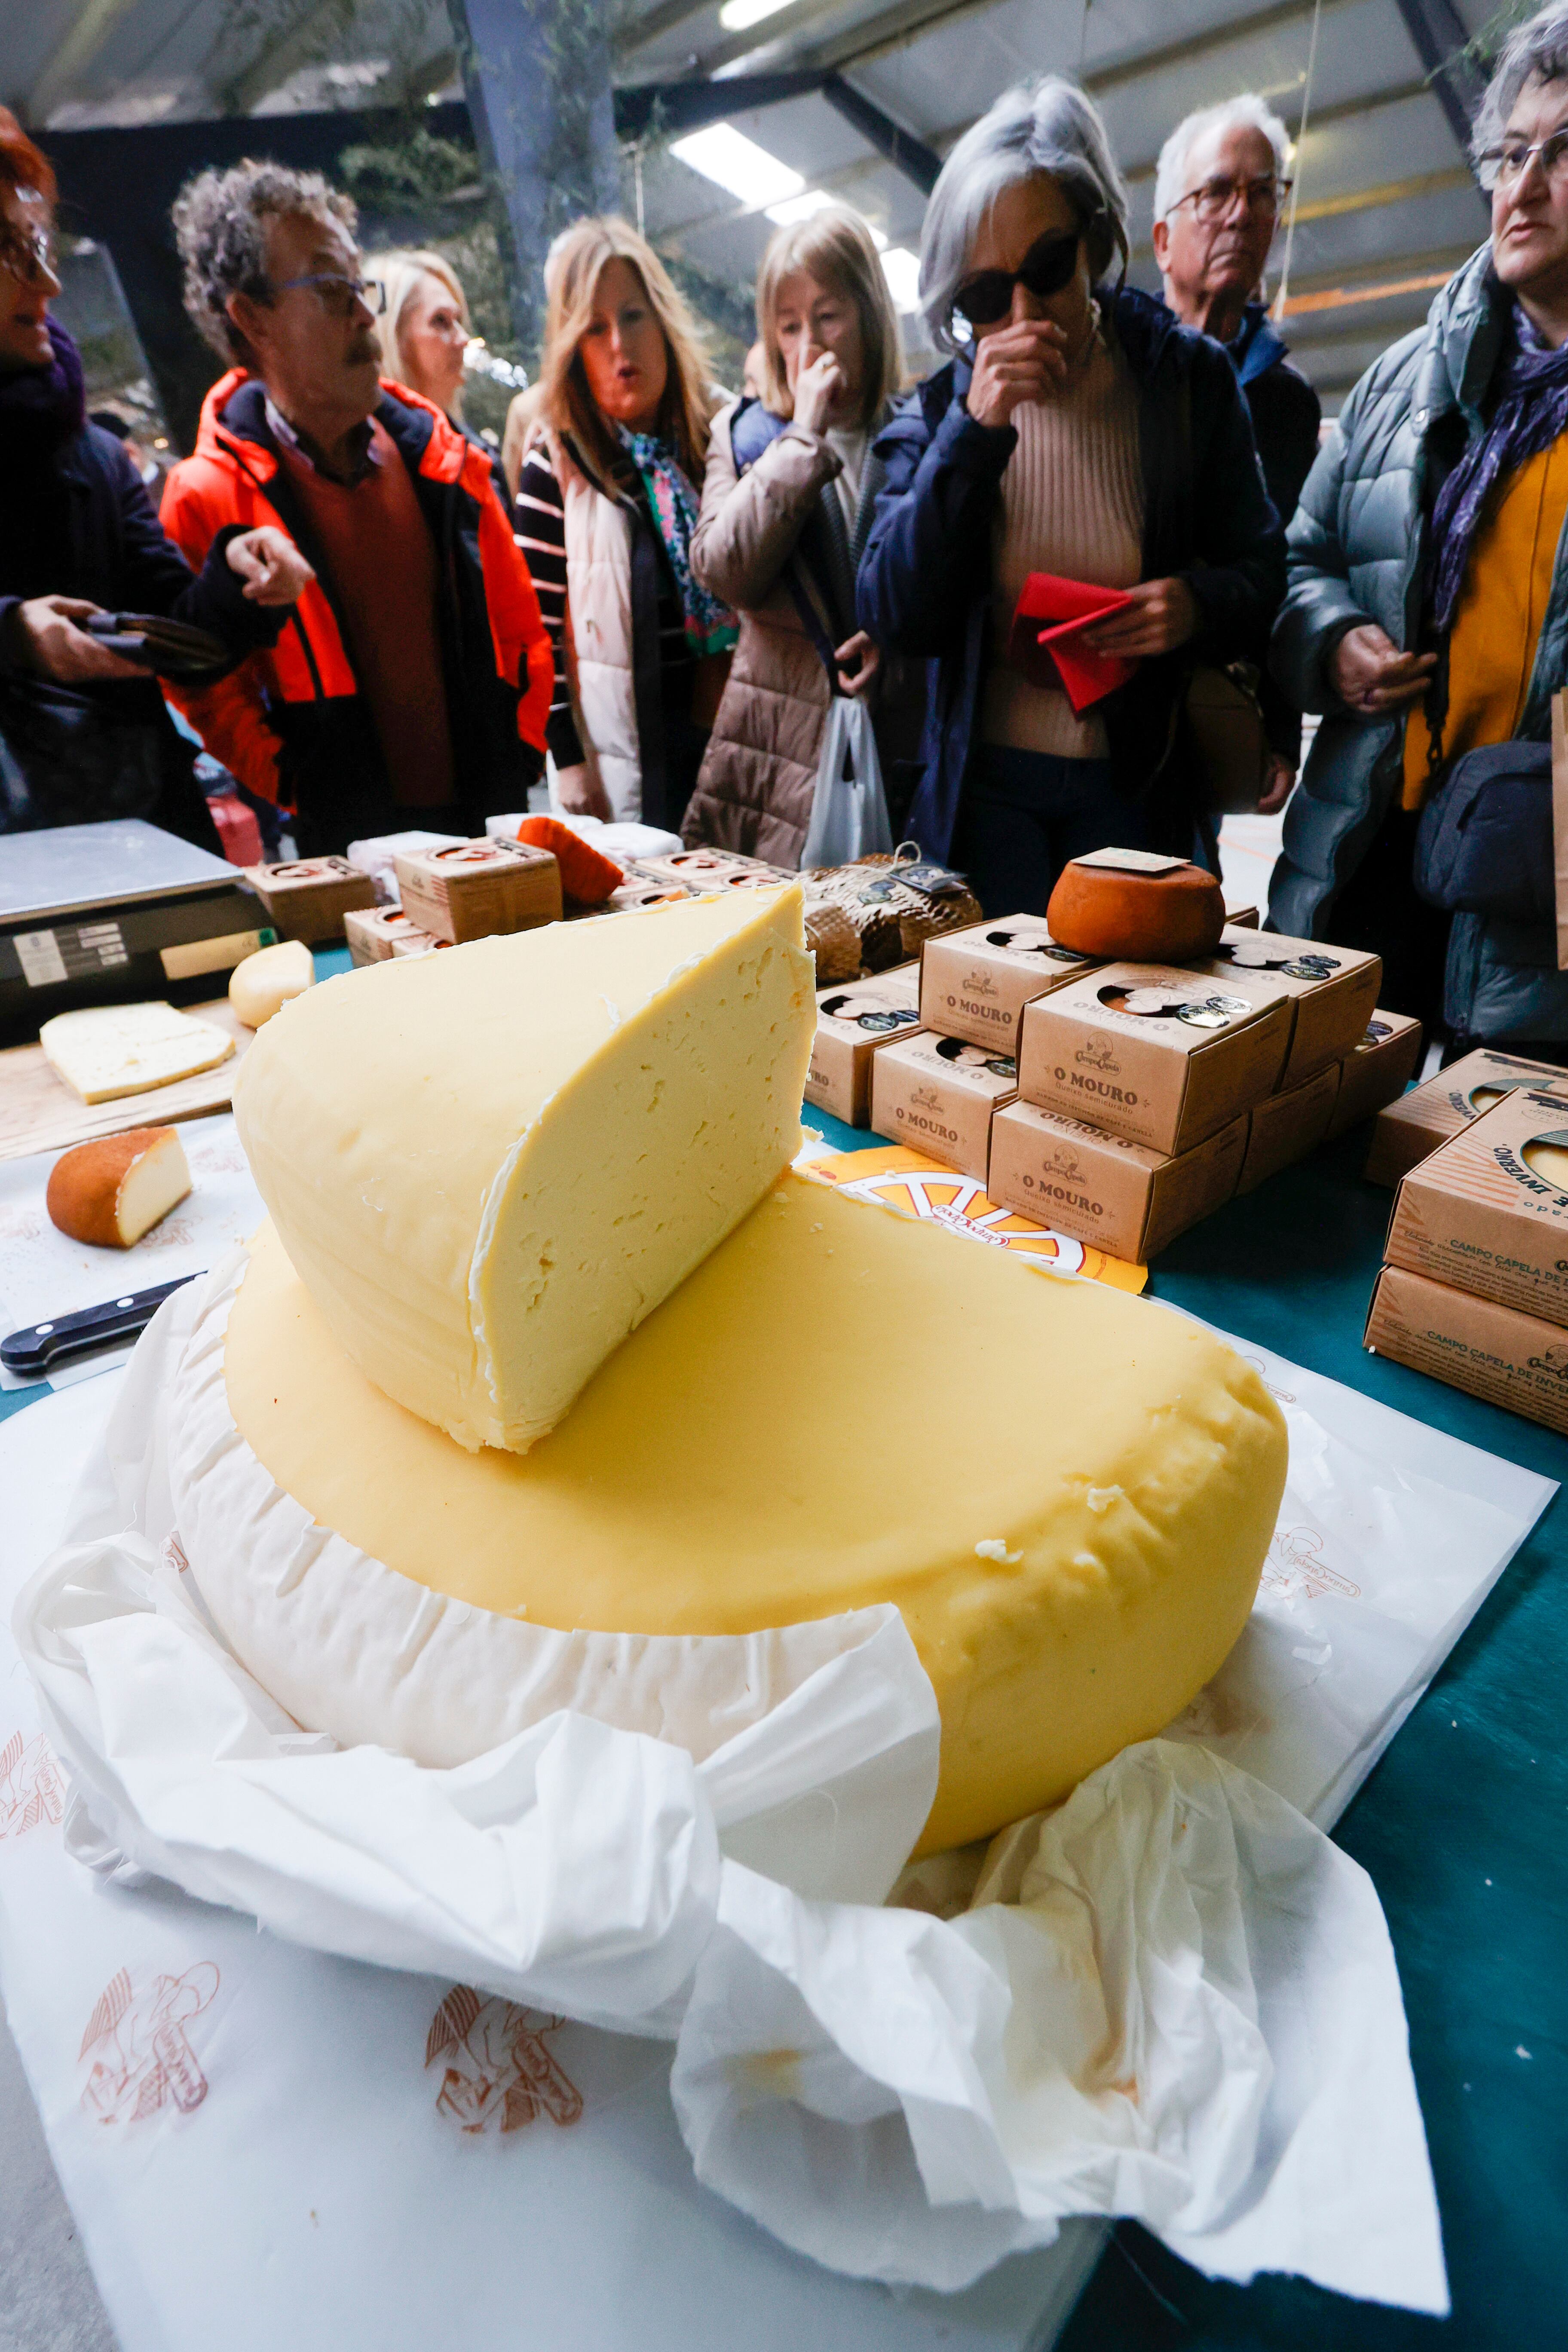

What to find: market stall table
left=0, top=943, right=1561, bottom=2352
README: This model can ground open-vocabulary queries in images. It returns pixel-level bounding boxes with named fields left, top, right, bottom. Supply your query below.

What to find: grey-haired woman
left=858, top=76, right=1286, bottom=916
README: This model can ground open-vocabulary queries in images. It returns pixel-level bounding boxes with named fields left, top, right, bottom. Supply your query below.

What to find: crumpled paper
left=14, top=1273, right=1449, bottom=2313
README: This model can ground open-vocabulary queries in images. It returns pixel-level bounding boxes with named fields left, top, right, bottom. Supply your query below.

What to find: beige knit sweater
left=980, top=327, right=1144, bottom=762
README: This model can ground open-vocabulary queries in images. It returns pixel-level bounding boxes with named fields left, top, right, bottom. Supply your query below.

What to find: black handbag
left=1412, top=739, right=1555, bottom=925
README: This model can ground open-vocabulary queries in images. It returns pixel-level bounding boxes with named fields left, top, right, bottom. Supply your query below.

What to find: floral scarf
left=616, top=423, right=738, bottom=657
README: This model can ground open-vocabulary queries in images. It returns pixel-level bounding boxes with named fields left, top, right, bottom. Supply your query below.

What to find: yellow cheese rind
left=225, top=1182, right=1287, bottom=1853
left=233, top=885, right=815, bottom=1452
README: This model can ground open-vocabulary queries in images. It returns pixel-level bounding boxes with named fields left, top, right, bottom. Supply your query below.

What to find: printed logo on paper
left=80, top=1962, right=219, bottom=2125
left=0, top=1730, right=64, bottom=1841
left=426, top=1985, right=582, bottom=2135
left=836, top=1168, right=1088, bottom=1276
left=1260, top=1525, right=1362, bottom=1604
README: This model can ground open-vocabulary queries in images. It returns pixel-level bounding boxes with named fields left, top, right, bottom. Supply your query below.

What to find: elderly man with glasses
left=1153, top=94, right=1321, bottom=815
left=159, top=160, right=551, bottom=856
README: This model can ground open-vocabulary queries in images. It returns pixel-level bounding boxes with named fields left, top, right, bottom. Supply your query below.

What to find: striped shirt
left=514, top=441, right=695, bottom=772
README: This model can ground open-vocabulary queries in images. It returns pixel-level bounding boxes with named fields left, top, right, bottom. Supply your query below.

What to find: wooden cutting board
left=0, top=997, right=255, bottom=1162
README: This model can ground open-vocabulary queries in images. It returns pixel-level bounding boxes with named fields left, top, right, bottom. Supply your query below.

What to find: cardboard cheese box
left=1384, top=1088, right=1568, bottom=1327
left=989, top=1098, right=1246, bottom=1261
left=1325, top=1010, right=1424, bottom=1141
left=393, top=837, right=562, bottom=943
left=244, top=855, right=376, bottom=945
left=1017, top=962, right=1291, bottom=1155
left=343, top=906, right=442, bottom=965
left=805, top=965, right=922, bottom=1125
left=603, top=863, right=694, bottom=914
left=918, top=913, right=1099, bottom=1055
left=870, top=1027, right=1017, bottom=1178
left=1364, top=1046, right=1568, bottom=1186
left=1236, top=1062, right=1341, bottom=1194
left=1195, top=926, right=1382, bottom=1084
left=1365, top=1262, right=1568, bottom=1436
left=634, top=848, right=793, bottom=894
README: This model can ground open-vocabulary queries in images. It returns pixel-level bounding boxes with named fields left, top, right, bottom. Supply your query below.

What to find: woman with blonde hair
left=682, top=205, right=907, bottom=866
left=513, top=216, right=733, bottom=829
left=362, top=249, right=471, bottom=422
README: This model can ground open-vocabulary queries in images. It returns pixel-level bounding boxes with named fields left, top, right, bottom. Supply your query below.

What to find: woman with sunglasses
left=858, top=77, right=1286, bottom=918
left=0, top=112, right=311, bottom=845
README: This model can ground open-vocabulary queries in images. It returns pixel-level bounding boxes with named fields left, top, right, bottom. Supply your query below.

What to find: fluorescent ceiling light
left=719, top=0, right=799, bottom=28
left=669, top=124, right=804, bottom=208
left=764, top=190, right=889, bottom=248
left=880, top=246, right=922, bottom=312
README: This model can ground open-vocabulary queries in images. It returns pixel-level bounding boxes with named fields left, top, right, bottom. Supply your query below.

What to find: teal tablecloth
left=813, top=1100, right=1567, bottom=2352
left=6, top=952, right=1563, bottom=2343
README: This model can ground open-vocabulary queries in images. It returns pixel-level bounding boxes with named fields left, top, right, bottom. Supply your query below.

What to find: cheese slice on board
left=219, top=1180, right=1288, bottom=1853
left=40, top=1001, right=235, bottom=1104
left=234, top=885, right=815, bottom=1453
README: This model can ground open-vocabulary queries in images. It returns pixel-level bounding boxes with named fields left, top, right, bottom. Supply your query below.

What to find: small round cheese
left=46, top=1126, right=191, bottom=1248
left=209, top=1180, right=1288, bottom=1854
left=228, top=939, right=314, bottom=1029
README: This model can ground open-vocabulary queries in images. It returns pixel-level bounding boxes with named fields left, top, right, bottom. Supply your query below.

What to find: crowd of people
left=4, top=0, right=1568, bottom=1059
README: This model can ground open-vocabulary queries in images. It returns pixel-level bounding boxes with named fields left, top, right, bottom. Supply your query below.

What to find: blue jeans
left=954, top=746, right=1162, bottom=918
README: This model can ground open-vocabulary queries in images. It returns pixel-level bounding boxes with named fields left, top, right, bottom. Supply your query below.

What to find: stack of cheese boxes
left=1364, top=1048, right=1568, bottom=1433
left=812, top=908, right=1423, bottom=1264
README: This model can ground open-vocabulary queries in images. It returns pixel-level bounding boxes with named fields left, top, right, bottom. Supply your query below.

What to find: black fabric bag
left=1412, top=739, right=1554, bottom=924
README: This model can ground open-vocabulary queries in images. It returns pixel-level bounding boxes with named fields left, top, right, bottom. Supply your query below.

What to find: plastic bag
left=801, top=699, right=894, bottom=870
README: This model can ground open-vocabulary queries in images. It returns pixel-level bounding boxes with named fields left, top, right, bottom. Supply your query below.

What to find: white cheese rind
left=228, top=938, right=314, bottom=1028
left=233, top=886, right=816, bottom=1452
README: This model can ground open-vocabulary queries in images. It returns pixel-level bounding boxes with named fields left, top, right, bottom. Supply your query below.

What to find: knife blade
left=1, top=1272, right=202, bottom=1379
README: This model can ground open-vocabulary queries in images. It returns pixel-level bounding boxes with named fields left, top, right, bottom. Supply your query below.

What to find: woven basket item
left=802, top=856, right=982, bottom=972
left=803, top=900, right=861, bottom=983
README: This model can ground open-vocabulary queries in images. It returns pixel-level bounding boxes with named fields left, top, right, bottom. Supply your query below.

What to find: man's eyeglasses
left=1170, top=174, right=1292, bottom=224
left=952, top=228, right=1081, bottom=334
left=0, top=225, right=54, bottom=284
left=1476, top=129, right=1568, bottom=188
left=268, top=271, right=387, bottom=318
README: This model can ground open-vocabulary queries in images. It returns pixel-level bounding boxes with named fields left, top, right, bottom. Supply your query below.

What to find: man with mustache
left=159, top=162, right=551, bottom=856
left=1153, top=96, right=1321, bottom=819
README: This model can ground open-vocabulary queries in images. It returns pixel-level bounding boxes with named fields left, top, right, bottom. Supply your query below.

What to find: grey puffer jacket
left=1269, top=245, right=1568, bottom=1043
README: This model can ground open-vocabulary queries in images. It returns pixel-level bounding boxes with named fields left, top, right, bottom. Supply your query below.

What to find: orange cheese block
left=1047, top=854, right=1225, bottom=963
left=46, top=1126, right=192, bottom=1248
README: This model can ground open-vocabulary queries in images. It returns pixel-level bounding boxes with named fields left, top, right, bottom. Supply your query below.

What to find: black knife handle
left=1, top=1272, right=202, bottom=1378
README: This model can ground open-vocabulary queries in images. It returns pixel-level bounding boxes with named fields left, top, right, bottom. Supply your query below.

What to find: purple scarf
left=1428, top=304, right=1568, bottom=632
left=0, top=317, right=86, bottom=449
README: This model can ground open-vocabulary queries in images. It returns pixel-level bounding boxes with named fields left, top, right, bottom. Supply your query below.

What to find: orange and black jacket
left=160, top=370, right=553, bottom=854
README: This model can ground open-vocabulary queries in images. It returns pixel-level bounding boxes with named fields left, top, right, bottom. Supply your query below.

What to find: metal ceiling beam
left=1283, top=237, right=1476, bottom=292
left=1120, top=73, right=1433, bottom=186
left=1130, top=162, right=1479, bottom=258
left=616, top=67, right=828, bottom=141
left=820, top=71, right=941, bottom=192
left=1082, top=0, right=1359, bottom=98
left=1388, top=0, right=1484, bottom=151
left=26, top=0, right=140, bottom=126
left=616, top=0, right=719, bottom=65
left=215, top=0, right=347, bottom=116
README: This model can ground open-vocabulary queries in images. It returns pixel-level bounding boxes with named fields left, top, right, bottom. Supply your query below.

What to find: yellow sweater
left=1403, top=433, right=1568, bottom=808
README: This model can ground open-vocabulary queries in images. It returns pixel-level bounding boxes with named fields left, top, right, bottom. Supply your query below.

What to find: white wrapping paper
left=13, top=1269, right=1546, bottom=2319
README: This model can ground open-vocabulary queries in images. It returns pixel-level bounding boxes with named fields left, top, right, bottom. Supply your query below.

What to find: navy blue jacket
left=0, top=340, right=280, bottom=844
left=856, top=286, right=1287, bottom=866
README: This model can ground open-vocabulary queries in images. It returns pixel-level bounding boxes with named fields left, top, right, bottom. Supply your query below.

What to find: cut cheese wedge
left=234, top=885, right=816, bottom=1452
left=229, top=937, right=314, bottom=1028
left=40, top=1001, right=234, bottom=1104
left=212, top=1182, right=1288, bottom=1853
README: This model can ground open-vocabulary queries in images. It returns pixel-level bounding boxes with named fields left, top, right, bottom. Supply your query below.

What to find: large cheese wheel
left=1046, top=858, right=1225, bottom=962
left=202, top=1179, right=1288, bottom=1855
left=233, top=885, right=815, bottom=1454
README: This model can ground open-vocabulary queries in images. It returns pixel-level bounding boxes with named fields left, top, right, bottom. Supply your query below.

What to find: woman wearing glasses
left=857, top=76, right=1285, bottom=918
left=159, top=159, right=550, bottom=856
left=1271, top=0, right=1568, bottom=1057
left=0, top=112, right=311, bottom=843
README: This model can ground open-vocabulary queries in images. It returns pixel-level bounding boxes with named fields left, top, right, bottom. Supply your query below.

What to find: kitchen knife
left=1, top=1272, right=202, bottom=1379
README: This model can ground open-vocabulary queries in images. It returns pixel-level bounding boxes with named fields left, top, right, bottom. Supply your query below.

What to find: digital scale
left=0, top=819, right=273, bottom=1043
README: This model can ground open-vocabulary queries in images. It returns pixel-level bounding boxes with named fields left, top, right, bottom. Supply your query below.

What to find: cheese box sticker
left=798, top=1143, right=1147, bottom=1291
left=919, top=913, right=1098, bottom=1054
left=1197, top=925, right=1382, bottom=1084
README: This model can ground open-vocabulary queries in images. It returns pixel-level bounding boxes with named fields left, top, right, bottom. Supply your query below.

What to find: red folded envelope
left=1006, top=572, right=1138, bottom=714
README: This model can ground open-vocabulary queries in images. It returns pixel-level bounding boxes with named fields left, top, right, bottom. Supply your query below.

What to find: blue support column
left=445, top=0, right=620, bottom=355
